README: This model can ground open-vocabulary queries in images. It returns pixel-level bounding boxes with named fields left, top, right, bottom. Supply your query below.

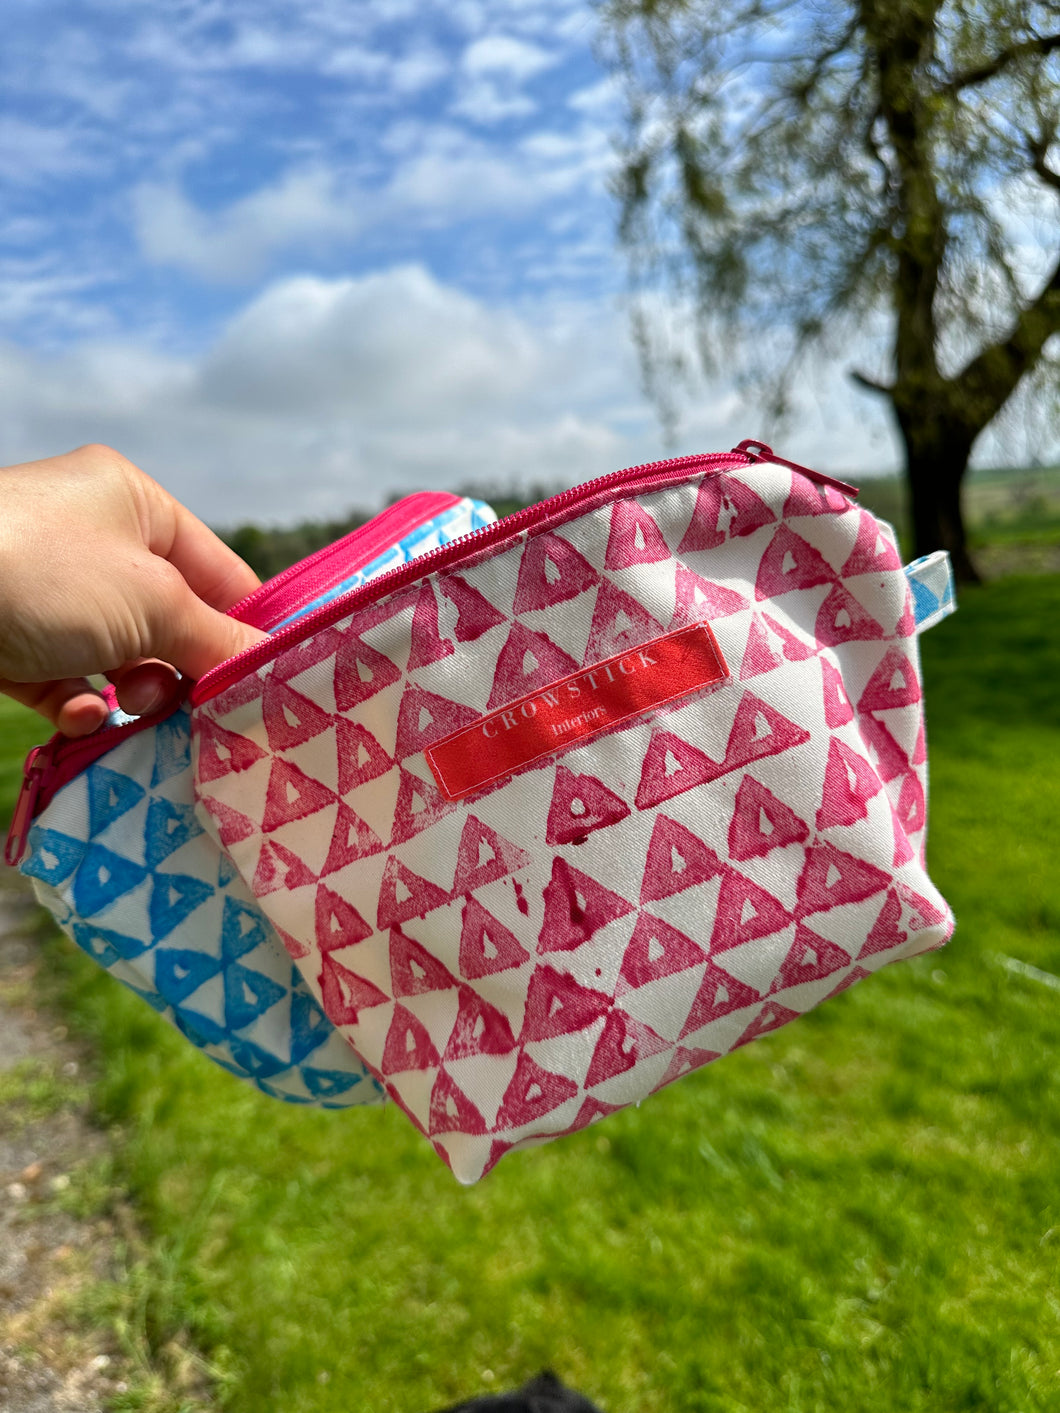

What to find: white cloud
left=462, top=35, right=558, bottom=80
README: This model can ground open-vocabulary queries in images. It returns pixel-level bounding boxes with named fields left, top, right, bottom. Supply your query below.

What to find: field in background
left=1, top=528, right=1058, bottom=1411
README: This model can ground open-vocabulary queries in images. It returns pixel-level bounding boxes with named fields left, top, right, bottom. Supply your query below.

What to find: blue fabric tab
left=904, top=551, right=956, bottom=632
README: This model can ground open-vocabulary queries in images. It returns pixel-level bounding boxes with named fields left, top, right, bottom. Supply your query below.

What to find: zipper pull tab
left=4, top=742, right=53, bottom=867
left=734, top=439, right=860, bottom=499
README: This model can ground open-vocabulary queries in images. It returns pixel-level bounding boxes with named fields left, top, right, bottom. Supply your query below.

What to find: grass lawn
left=2, top=574, right=1058, bottom=1413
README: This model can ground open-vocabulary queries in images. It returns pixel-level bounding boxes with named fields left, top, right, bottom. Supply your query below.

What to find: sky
left=1, top=0, right=911, bottom=527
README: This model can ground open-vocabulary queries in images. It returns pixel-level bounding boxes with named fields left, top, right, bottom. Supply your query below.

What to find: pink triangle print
left=639, top=813, right=726, bottom=903
left=513, top=532, right=599, bottom=614
left=318, top=955, right=388, bottom=1025
left=275, top=924, right=310, bottom=961
left=720, top=692, right=812, bottom=775
left=210, top=673, right=265, bottom=718
left=332, top=632, right=403, bottom=712
left=678, top=959, right=761, bottom=1035
left=406, top=583, right=455, bottom=672
left=618, top=912, right=708, bottom=993
left=394, top=684, right=481, bottom=759
left=377, top=856, right=451, bottom=930
left=815, top=738, right=883, bottom=831
left=382, top=1004, right=441, bottom=1073
left=452, top=816, right=530, bottom=894
left=841, top=509, right=902, bottom=575
left=858, top=714, right=910, bottom=783
left=822, top=965, right=871, bottom=999
left=655, top=1044, right=721, bottom=1090
left=538, top=858, right=636, bottom=953
left=814, top=584, right=885, bottom=647
left=196, top=717, right=266, bottom=782
left=388, top=926, right=460, bottom=997
left=771, top=923, right=851, bottom=991
left=635, top=730, right=726, bottom=810
left=796, top=842, right=890, bottom=916
left=389, top=767, right=457, bottom=848
left=783, top=478, right=852, bottom=519
left=857, top=646, right=922, bottom=711
left=679, top=474, right=776, bottom=552
left=438, top=573, right=507, bottom=642
left=321, top=801, right=383, bottom=876
left=444, top=986, right=517, bottom=1060
left=335, top=718, right=393, bottom=795
left=755, top=525, right=837, bottom=601
left=458, top=897, right=531, bottom=979
left=252, top=839, right=317, bottom=895
left=199, top=796, right=255, bottom=846
left=740, top=616, right=784, bottom=680
left=262, top=759, right=335, bottom=832
left=896, top=881, right=948, bottom=931
left=486, top=622, right=581, bottom=712
left=274, top=625, right=346, bottom=682
left=496, top=1050, right=579, bottom=1129
left=585, top=1009, right=669, bottom=1087
left=727, top=775, right=809, bottom=861
left=314, top=883, right=372, bottom=954
left=605, top=499, right=671, bottom=568
left=546, top=766, right=631, bottom=846
left=429, top=1070, right=488, bottom=1136
left=857, top=888, right=906, bottom=958
left=821, top=657, right=854, bottom=728
left=892, top=809, right=915, bottom=866
left=894, top=771, right=926, bottom=835
left=520, top=964, right=611, bottom=1043
left=761, top=612, right=818, bottom=662
left=709, top=871, right=792, bottom=953
left=732, top=1000, right=800, bottom=1049
left=670, top=565, right=749, bottom=626
left=262, top=676, right=333, bottom=752
left=584, top=583, right=665, bottom=663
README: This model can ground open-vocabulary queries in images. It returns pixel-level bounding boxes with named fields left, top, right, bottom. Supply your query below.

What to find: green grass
left=2, top=576, right=1059, bottom=1413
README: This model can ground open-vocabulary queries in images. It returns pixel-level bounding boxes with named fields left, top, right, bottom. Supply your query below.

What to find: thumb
left=146, top=569, right=269, bottom=683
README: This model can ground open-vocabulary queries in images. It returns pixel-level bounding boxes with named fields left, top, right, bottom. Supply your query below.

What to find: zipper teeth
left=193, top=449, right=747, bottom=703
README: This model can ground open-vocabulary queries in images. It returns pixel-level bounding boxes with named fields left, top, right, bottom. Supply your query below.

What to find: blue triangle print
left=173, top=1004, right=228, bottom=1047
left=217, top=853, right=240, bottom=888
left=227, top=1035, right=287, bottom=1079
left=22, top=827, right=86, bottom=885
left=149, top=871, right=214, bottom=942
left=224, top=962, right=287, bottom=1030
left=87, top=763, right=145, bottom=838
left=910, top=576, right=940, bottom=626
left=154, top=947, right=222, bottom=1005
left=73, top=844, right=148, bottom=916
left=288, top=988, right=333, bottom=1063
left=151, top=711, right=191, bottom=787
left=256, top=1081, right=312, bottom=1104
left=220, top=895, right=270, bottom=962
left=72, top=920, right=150, bottom=965
left=144, top=797, right=203, bottom=868
left=301, top=1067, right=371, bottom=1098
left=123, top=980, right=169, bottom=1014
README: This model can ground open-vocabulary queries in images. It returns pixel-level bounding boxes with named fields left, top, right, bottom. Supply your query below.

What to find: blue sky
left=0, top=0, right=905, bottom=525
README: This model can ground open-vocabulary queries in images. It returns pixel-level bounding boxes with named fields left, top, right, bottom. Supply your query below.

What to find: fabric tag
left=425, top=622, right=729, bottom=800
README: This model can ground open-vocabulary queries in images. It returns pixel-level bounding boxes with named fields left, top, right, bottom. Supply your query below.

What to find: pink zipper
left=192, top=439, right=859, bottom=705
left=228, top=491, right=463, bottom=630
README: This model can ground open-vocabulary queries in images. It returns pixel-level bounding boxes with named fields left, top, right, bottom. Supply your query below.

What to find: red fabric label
left=425, top=622, right=729, bottom=801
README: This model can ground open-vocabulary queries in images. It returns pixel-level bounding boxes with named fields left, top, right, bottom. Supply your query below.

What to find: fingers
left=146, top=481, right=262, bottom=613
left=140, top=570, right=270, bottom=683
left=108, top=661, right=184, bottom=717
left=0, top=677, right=110, bottom=737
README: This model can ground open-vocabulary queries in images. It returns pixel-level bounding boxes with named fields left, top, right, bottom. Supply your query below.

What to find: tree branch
left=943, top=32, right=1060, bottom=95
left=955, top=253, right=1060, bottom=423
left=850, top=369, right=893, bottom=396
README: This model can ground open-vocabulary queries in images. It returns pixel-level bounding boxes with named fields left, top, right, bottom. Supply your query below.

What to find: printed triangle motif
left=288, top=985, right=334, bottom=1062
left=377, top=857, right=451, bottom=929
left=199, top=797, right=255, bottom=847
left=148, top=871, right=214, bottom=942
left=407, top=583, right=455, bottom=671
left=585, top=1009, right=669, bottom=1087
left=196, top=717, right=266, bottom=782
left=321, top=801, right=383, bottom=876
left=678, top=958, right=761, bottom=1035
left=486, top=622, right=580, bottom=711
left=458, top=897, right=531, bottom=979
left=740, top=616, right=783, bottom=680
left=546, top=766, right=631, bottom=846
left=655, top=1045, right=720, bottom=1090
left=264, top=838, right=317, bottom=890
left=822, top=965, right=871, bottom=1000
left=274, top=626, right=346, bottom=683
left=892, top=809, right=916, bottom=866
left=224, top=962, right=286, bottom=1030
left=86, top=764, right=145, bottom=838
left=755, top=524, right=837, bottom=600
left=858, top=888, right=906, bottom=958
left=858, top=714, right=909, bottom=783
left=521, top=964, right=611, bottom=1042
left=815, top=584, right=885, bottom=647
left=496, top=1049, right=579, bottom=1129
left=727, top=775, right=809, bottom=861
left=318, top=954, right=388, bottom=1025
left=796, top=842, right=890, bottom=916
left=841, top=509, right=902, bottom=575
left=895, top=881, right=948, bottom=930
left=720, top=692, right=812, bottom=775
left=208, top=673, right=264, bottom=718
left=538, top=858, right=636, bottom=952
left=895, top=770, right=925, bottom=834
left=670, top=565, right=749, bottom=625
left=262, top=676, right=332, bottom=752
left=263, top=759, right=335, bottom=832
left=333, top=632, right=402, bottom=712
left=635, top=730, right=726, bottom=810
left=275, top=924, right=310, bottom=960
left=605, top=499, right=671, bottom=568
left=571, top=1095, right=626, bottom=1130
left=445, top=986, right=518, bottom=1060
left=382, top=1004, right=441, bottom=1073
left=72, top=921, right=147, bottom=966
left=144, top=797, right=203, bottom=868
left=617, top=912, right=708, bottom=992
left=639, top=813, right=726, bottom=903
left=394, top=684, right=481, bottom=759
left=452, top=816, right=530, bottom=894
left=771, top=923, right=851, bottom=992
left=783, top=478, right=852, bottom=518
left=709, top=870, right=791, bottom=953
left=584, top=583, right=665, bottom=663
left=679, top=474, right=776, bottom=552
left=314, top=883, right=372, bottom=954
left=389, top=766, right=457, bottom=846
left=335, top=718, right=393, bottom=795
left=429, top=1070, right=488, bottom=1136
left=388, top=926, right=460, bottom=996
left=153, top=948, right=222, bottom=1005
left=732, top=1000, right=801, bottom=1048
left=437, top=573, right=508, bottom=642
left=761, top=612, right=817, bottom=662
left=857, top=646, right=922, bottom=711
left=821, top=657, right=854, bottom=728
left=513, top=532, right=599, bottom=614
left=815, top=737, right=883, bottom=831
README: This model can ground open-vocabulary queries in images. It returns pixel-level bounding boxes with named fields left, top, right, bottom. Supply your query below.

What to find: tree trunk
left=899, top=420, right=981, bottom=584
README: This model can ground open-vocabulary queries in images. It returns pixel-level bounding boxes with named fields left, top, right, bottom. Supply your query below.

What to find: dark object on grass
left=432, top=1369, right=606, bottom=1412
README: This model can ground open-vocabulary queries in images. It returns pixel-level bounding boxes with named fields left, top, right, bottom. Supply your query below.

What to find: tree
left=599, top=0, right=1060, bottom=580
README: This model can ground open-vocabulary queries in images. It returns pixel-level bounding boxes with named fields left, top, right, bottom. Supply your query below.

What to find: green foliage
left=1, top=568, right=1059, bottom=1411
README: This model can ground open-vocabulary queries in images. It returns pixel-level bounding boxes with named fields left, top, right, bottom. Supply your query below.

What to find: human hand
left=0, top=444, right=268, bottom=736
